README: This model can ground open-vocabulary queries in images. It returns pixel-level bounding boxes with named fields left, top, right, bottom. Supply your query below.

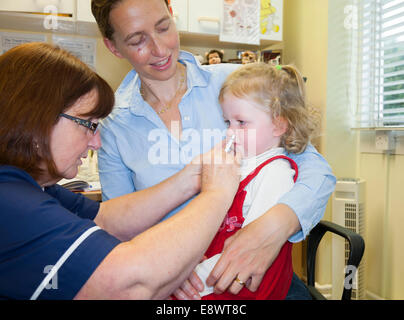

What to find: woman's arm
left=75, top=143, right=240, bottom=299
left=97, top=123, right=137, bottom=201
left=94, top=160, right=201, bottom=241
left=206, top=203, right=299, bottom=294
left=281, top=144, right=337, bottom=241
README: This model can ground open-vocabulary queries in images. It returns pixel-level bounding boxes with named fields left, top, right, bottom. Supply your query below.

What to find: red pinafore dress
left=202, top=155, right=298, bottom=300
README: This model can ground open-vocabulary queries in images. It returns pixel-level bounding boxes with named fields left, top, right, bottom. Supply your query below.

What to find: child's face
left=221, top=93, right=284, bottom=158
left=208, top=52, right=221, bottom=64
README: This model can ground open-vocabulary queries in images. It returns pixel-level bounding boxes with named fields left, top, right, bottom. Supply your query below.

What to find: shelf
left=351, top=127, right=404, bottom=131
left=0, top=11, right=100, bottom=37
left=179, top=31, right=280, bottom=50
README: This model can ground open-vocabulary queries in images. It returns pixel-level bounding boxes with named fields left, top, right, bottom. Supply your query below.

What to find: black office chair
left=305, top=220, right=365, bottom=300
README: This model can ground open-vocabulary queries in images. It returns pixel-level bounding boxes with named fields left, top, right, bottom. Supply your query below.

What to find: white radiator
left=332, top=179, right=366, bottom=300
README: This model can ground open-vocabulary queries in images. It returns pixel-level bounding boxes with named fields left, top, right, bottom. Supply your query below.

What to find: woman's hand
left=206, top=204, right=300, bottom=295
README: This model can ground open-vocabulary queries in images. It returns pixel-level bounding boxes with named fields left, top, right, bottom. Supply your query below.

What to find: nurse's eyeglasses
left=59, top=113, right=99, bottom=134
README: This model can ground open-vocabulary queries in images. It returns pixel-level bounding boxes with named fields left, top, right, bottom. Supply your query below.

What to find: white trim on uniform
left=30, top=226, right=101, bottom=300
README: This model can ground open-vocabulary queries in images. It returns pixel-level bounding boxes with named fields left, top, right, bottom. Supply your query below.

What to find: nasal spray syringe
left=225, top=134, right=236, bottom=153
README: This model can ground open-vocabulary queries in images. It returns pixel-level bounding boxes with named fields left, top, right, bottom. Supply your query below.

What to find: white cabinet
left=77, top=0, right=95, bottom=23
left=170, top=0, right=188, bottom=32
left=75, top=1, right=99, bottom=37
left=188, top=0, right=222, bottom=36
left=0, top=0, right=95, bottom=23
left=0, top=0, right=75, bottom=15
left=0, top=0, right=283, bottom=46
left=0, top=0, right=99, bottom=37
left=172, top=0, right=282, bottom=44
left=171, top=0, right=222, bottom=36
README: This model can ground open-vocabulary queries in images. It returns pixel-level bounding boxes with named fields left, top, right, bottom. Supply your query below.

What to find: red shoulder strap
left=239, top=155, right=298, bottom=190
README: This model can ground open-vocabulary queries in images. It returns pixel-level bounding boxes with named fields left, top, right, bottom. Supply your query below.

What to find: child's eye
left=224, top=120, right=230, bottom=127
left=238, top=120, right=246, bottom=126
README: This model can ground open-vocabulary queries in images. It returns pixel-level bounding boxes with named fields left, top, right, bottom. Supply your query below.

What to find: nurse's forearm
left=128, top=191, right=232, bottom=299
left=95, top=164, right=199, bottom=241
left=75, top=190, right=232, bottom=300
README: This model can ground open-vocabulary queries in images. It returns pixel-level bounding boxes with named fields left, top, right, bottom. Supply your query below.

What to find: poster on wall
left=0, top=32, right=46, bottom=54
left=220, top=0, right=260, bottom=45
left=52, top=35, right=96, bottom=70
left=260, top=0, right=283, bottom=41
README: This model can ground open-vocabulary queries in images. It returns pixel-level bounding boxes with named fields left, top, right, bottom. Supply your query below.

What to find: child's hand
left=172, top=270, right=204, bottom=300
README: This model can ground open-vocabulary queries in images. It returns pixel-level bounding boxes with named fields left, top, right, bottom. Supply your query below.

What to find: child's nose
left=226, top=127, right=236, bottom=137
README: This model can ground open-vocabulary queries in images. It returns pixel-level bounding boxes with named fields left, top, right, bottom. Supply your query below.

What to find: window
left=357, top=0, right=404, bottom=128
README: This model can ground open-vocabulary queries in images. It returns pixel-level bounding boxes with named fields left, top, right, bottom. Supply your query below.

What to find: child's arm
left=242, top=159, right=295, bottom=227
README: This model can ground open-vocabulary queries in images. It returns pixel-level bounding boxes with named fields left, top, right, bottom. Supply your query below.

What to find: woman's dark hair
left=92, top=0, right=170, bottom=39
left=0, top=42, right=115, bottom=180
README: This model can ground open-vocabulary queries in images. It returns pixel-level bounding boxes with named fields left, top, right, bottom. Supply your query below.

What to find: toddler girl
left=195, top=62, right=319, bottom=300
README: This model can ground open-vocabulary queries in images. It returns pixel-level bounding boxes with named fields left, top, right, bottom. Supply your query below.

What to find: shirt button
left=183, top=116, right=190, bottom=121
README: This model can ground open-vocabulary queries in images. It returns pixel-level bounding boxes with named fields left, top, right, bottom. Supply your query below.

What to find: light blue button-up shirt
left=98, top=51, right=336, bottom=242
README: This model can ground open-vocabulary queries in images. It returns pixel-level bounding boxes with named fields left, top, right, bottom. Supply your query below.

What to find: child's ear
left=273, top=117, right=288, bottom=137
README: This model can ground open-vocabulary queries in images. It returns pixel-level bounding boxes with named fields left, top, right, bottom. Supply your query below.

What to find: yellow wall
left=280, top=0, right=332, bottom=286
left=94, top=38, right=132, bottom=91
left=280, top=0, right=404, bottom=299
left=282, top=0, right=329, bottom=136
left=359, top=153, right=404, bottom=299
left=387, top=155, right=404, bottom=298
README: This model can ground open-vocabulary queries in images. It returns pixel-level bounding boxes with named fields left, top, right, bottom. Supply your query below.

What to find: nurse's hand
left=179, top=153, right=203, bottom=197
left=200, top=140, right=240, bottom=198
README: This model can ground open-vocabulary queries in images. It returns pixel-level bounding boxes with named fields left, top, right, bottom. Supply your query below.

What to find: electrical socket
left=375, top=131, right=396, bottom=151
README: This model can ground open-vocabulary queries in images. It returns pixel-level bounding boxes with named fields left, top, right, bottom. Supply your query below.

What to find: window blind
left=357, top=0, right=404, bottom=128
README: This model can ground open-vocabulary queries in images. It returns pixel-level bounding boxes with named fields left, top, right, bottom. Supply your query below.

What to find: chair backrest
left=306, top=220, right=365, bottom=300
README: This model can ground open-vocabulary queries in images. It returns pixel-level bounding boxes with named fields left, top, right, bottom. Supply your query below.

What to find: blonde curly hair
left=219, top=63, right=320, bottom=154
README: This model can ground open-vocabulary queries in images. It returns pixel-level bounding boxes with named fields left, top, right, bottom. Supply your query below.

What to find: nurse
left=0, top=42, right=239, bottom=299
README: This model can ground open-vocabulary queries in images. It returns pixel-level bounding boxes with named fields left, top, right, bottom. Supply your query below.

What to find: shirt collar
left=179, top=50, right=210, bottom=88
left=115, top=51, right=211, bottom=115
left=240, top=147, right=286, bottom=177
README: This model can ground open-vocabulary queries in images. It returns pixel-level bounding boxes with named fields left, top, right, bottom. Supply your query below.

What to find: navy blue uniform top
left=0, top=165, right=121, bottom=300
